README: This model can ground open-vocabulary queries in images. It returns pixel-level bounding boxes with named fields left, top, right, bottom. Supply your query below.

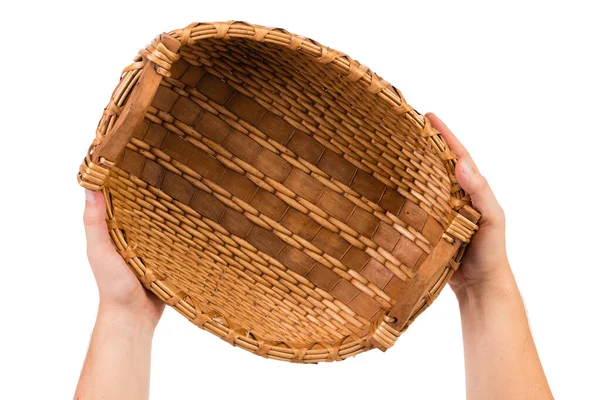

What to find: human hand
left=426, top=113, right=515, bottom=298
left=83, top=189, right=164, bottom=330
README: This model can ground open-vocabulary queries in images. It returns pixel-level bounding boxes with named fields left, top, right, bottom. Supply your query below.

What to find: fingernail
left=85, top=189, right=96, bottom=203
left=462, top=160, right=474, bottom=178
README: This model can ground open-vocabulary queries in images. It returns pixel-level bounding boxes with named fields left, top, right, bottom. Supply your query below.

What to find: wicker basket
left=78, top=21, right=480, bottom=363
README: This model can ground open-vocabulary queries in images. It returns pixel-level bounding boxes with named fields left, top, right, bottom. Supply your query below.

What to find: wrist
left=97, top=301, right=158, bottom=335
left=455, top=266, right=519, bottom=306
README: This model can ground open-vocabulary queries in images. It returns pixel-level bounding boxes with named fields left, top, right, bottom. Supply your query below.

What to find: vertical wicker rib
left=78, top=21, right=479, bottom=363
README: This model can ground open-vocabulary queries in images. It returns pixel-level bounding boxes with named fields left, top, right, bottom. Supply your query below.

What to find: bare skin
left=74, top=114, right=553, bottom=399
left=428, top=113, right=553, bottom=399
left=74, top=190, right=163, bottom=400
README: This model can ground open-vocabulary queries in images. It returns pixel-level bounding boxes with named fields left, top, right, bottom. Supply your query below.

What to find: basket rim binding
left=78, top=20, right=480, bottom=363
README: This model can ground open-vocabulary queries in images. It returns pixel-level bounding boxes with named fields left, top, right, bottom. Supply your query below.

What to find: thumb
left=83, top=189, right=121, bottom=266
left=455, top=158, right=505, bottom=226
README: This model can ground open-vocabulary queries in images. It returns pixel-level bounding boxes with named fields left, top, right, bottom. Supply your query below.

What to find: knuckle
left=86, top=243, right=119, bottom=264
left=472, top=175, right=490, bottom=194
left=497, top=204, right=506, bottom=218
left=82, top=208, right=98, bottom=227
left=85, top=246, right=96, bottom=262
left=85, top=247, right=100, bottom=266
left=496, top=205, right=506, bottom=223
left=486, top=204, right=505, bottom=226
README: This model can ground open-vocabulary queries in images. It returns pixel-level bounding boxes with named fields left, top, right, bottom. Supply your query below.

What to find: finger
left=455, top=158, right=504, bottom=226
left=83, top=189, right=122, bottom=265
left=425, top=112, right=470, bottom=159
left=426, top=113, right=503, bottom=223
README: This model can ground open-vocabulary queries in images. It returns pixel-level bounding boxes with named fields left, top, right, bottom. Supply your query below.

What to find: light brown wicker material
left=78, top=21, right=480, bottom=363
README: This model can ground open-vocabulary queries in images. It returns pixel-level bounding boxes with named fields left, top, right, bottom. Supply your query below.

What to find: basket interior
left=107, top=35, right=456, bottom=347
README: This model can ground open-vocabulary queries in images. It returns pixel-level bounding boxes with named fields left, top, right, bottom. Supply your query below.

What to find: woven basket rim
left=78, top=20, right=477, bottom=363
left=165, top=20, right=467, bottom=202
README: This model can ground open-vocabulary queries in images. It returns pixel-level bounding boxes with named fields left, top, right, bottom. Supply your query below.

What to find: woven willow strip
left=78, top=21, right=479, bottom=362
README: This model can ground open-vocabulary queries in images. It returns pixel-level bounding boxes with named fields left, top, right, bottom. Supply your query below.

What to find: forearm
left=74, top=305, right=155, bottom=400
left=457, top=268, right=552, bottom=399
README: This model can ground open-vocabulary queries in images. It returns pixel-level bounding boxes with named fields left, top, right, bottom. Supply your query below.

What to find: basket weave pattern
left=78, top=21, right=479, bottom=362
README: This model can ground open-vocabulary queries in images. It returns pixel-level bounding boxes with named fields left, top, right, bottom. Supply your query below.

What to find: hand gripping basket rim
left=78, top=20, right=480, bottom=363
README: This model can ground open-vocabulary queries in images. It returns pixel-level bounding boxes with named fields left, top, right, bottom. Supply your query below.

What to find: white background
left=1, top=1, right=598, bottom=398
